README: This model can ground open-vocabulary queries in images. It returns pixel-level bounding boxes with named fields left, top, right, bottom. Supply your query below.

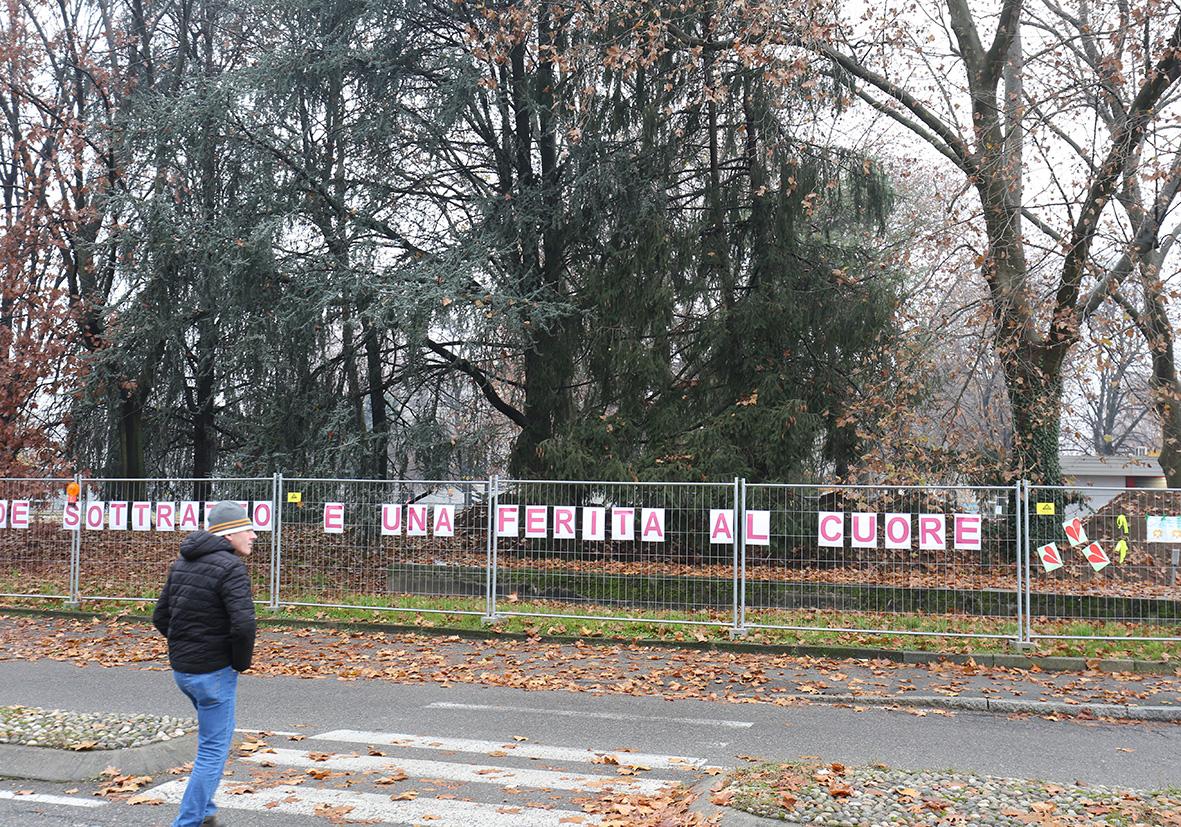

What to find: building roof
left=1059, top=454, right=1164, bottom=477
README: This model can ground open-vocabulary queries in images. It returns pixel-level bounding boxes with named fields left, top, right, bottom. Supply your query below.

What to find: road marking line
left=241, top=747, right=674, bottom=794
left=426, top=702, right=754, bottom=728
left=0, top=791, right=107, bottom=808
left=311, top=729, right=706, bottom=769
left=235, top=728, right=303, bottom=736
left=140, top=780, right=600, bottom=826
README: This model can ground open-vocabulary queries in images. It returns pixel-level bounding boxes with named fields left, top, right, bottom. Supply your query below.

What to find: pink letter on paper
left=850, top=513, right=877, bottom=548
left=108, top=501, right=128, bottom=530
left=953, top=514, right=981, bottom=551
left=641, top=508, right=665, bottom=542
left=524, top=506, right=548, bottom=539
left=746, top=511, right=770, bottom=546
left=380, top=504, right=402, bottom=535
left=553, top=507, right=576, bottom=540
left=252, top=501, right=273, bottom=532
left=582, top=507, right=605, bottom=541
left=177, top=503, right=198, bottom=529
left=10, top=501, right=29, bottom=529
left=496, top=505, right=519, bottom=538
left=612, top=508, right=635, bottom=541
left=62, top=503, right=81, bottom=530
left=178, top=502, right=199, bottom=531
left=407, top=504, right=428, bottom=536
left=433, top=505, right=455, bottom=537
left=919, top=514, right=946, bottom=550
left=323, top=502, right=344, bottom=534
left=818, top=511, right=844, bottom=547
left=85, top=502, right=105, bottom=531
left=709, top=509, right=733, bottom=543
left=131, top=502, right=152, bottom=531
left=884, top=514, right=911, bottom=549
left=156, top=503, right=176, bottom=532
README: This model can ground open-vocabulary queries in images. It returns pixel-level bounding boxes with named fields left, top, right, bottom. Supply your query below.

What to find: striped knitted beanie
left=207, top=501, right=253, bottom=536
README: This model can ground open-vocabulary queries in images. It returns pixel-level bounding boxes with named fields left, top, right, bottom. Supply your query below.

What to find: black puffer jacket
left=152, top=531, right=256, bottom=674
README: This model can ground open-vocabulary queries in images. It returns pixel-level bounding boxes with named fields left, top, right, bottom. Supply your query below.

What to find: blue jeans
left=172, top=666, right=238, bottom=827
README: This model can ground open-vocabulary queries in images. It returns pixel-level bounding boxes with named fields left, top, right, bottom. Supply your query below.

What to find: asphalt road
left=0, top=659, right=1172, bottom=782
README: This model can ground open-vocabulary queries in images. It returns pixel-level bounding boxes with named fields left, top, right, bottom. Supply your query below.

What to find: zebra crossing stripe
left=240, top=747, right=674, bottom=794
left=311, top=729, right=706, bottom=769
left=139, top=780, right=600, bottom=826
left=0, top=790, right=107, bottom=808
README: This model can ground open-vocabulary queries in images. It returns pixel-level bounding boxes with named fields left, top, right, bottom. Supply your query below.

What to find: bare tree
left=804, top=0, right=1181, bottom=481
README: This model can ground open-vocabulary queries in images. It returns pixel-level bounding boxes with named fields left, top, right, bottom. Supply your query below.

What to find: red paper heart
left=1041, top=545, right=1060, bottom=565
left=1064, top=519, right=1082, bottom=543
left=1086, top=542, right=1108, bottom=564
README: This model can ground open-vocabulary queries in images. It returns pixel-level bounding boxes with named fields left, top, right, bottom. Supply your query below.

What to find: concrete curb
left=795, top=693, right=1181, bottom=720
left=688, top=776, right=792, bottom=826
left=0, top=732, right=197, bottom=781
left=1, top=605, right=1177, bottom=675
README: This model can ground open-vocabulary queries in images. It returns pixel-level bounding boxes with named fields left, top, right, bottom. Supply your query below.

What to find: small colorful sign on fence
left=1146, top=515, right=1181, bottom=543
left=1038, top=542, right=1063, bottom=572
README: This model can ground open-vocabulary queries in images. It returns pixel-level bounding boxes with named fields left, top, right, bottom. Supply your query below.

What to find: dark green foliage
left=64, top=0, right=905, bottom=483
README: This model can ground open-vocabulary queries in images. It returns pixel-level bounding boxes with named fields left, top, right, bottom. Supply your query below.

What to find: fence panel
left=742, top=483, right=1021, bottom=640
left=0, top=478, right=74, bottom=601
left=77, top=478, right=275, bottom=604
left=1026, top=484, right=1181, bottom=641
left=491, top=479, right=737, bottom=626
left=275, top=478, right=489, bottom=615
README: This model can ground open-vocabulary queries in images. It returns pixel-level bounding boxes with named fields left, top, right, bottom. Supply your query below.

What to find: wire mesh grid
left=742, top=483, right=1021, bottom=639
left=276, top=478, right=489, bottom=615
left=76, top=477, right=276, bottom=604
left=1026, top=484, right=1181, bottom=641
left=491, top=479, right=737, bottom=626
left=0, top=478, right=74, bottom=601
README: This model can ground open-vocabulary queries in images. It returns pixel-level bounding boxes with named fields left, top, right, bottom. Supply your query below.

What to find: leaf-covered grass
left=4, top=587, right=1181, bottom=661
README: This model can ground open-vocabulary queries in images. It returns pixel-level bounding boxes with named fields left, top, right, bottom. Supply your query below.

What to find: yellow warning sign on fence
left=1036, top=502, right=1055, bottom=515
left=287, top=492, right=302, bottom=503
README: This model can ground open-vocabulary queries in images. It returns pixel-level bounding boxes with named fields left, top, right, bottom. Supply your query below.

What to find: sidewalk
left=2, top=613, right=1179, bottom=720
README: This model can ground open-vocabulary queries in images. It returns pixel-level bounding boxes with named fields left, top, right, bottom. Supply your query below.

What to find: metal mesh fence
left=13, top=472, right=1181, bottom=644
left=491, top=479, right=738, bottom=626
left=1026, top=484, right=1181, bottom=641
left=276, top=478, right=489, bottom=615
left=742, top=483, right=1021, bottom=639
left=76, top=477, right=275, bottom=604
left=0, top=478, right=74, bottom=601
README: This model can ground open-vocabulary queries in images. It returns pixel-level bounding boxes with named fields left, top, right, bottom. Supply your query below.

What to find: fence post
left=740, top=478, right=748, bottom=633
left=483, top=475, right=499, bottom=624
left=271, top=472, right=283, bottom=610
left=730, top=477, right=747, bottom=639
left=68, top=473, right=82, bottom=609
left=1023, top=479, right=1033, bottom=646
left=1013, top=479, right=1024, bottom=647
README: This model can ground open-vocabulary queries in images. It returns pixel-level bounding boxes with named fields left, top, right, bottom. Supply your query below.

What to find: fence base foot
left=64, top=600, right=80, bottom=611
left=1010, top=639, right=1035, bottom=652
left=480, top=614, right=501, bottom=626
left=728, top=627, right=748, bottom=640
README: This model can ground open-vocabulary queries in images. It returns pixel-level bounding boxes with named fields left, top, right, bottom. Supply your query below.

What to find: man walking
left=153, top=501, right=257, bottom=827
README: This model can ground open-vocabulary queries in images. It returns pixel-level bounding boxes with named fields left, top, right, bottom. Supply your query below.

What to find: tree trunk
left=506, top=7, right=574, bottom=476
left=191, top=317, right=217, bottom=502
left=1001, top=347, right=1064, bottom=483
left=363, top=321, right=389, bottom=479
left=1138, top=267, right=1181, bottom=487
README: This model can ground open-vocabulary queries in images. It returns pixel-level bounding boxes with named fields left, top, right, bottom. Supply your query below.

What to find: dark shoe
left=202, top=817, right=220, bottom=826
